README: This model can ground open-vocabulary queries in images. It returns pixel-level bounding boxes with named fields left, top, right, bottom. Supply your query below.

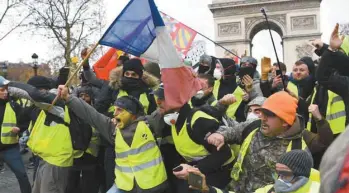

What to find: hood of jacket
left=279, top=115, right=305, bottom=140
left=108, top=66, right=160, bottom=90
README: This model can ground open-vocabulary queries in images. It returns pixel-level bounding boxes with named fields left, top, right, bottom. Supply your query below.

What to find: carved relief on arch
left=245, top=14, right=286, bottom=32
left=245, top=16, right=286, bottom=40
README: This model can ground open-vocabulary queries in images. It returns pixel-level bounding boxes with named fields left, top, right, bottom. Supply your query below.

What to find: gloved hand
left=261, top=57, right=271, bottom=81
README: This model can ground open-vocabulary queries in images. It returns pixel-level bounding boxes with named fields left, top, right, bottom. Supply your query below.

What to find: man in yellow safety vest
left=58, top=85, right=168, bottom=193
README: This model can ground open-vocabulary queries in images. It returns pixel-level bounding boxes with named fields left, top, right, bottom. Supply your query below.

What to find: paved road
left=0, top=153, right=34, bottom=193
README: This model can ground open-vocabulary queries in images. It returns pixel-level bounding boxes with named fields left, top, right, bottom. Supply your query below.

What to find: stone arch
left=209, top=0, right=322, bottom=71
left=246, top=18, right=285, bottom=57
left=246, top=18, right=285, bottom=41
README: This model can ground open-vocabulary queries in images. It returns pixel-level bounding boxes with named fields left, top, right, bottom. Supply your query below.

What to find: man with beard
left=212, top=58, right=245, bottom=121
left=206, top=91, right=313, bottom=193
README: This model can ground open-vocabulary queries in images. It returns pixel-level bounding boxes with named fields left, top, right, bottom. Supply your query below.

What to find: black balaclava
left=198, top=55, right=216, bottom=76
left=120, top=59, right=146, bottom=92
left=217, top=58, right=238, bottom=99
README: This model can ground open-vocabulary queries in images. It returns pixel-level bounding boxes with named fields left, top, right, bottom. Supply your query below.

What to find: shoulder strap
left=241, top=119, right=262, bottom=143
left=291, top=137, right=302, bottom=150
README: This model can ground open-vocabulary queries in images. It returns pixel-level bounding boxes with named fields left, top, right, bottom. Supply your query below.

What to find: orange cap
left=260, top=91, right=298, bottom=125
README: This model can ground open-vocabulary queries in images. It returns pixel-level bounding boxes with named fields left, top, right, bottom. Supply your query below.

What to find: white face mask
left=194, top=90, right=205, bottom=99
left=213, top=69, right=222, bottom=80
left=246, top=112, right=259, bottom=120
left=163, top=112, right=179, bottom=126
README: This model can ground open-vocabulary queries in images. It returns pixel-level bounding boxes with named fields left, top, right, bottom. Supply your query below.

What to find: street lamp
left=31, top=53, right=39, bottom=76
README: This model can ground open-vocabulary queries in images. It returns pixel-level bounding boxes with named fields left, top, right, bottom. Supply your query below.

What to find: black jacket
left=174, top=104, right=232, bottom=188
left=315, top=47, right=349, bottom=126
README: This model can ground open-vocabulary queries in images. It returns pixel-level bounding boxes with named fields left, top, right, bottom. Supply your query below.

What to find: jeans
left=0, top=145, right=32, bottom=193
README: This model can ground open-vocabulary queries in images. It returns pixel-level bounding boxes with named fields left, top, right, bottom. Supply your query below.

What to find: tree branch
left=0, top=12, right=31, bottom=41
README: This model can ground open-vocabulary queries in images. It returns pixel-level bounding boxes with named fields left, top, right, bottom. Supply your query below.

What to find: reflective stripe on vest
left=1, top=103, right=18, bottom=144
left=287, top=82, right=299, bottom=97
left=171, top=111, right=235, bottom=165
left=27, top=106, right=73, bottom=167
left=213, top=80, right=244, bottom=119
left=307, top=89, right=346, bottom=134
left=117, top=90, right=149, bottom=114
left=115, top=156, right=163, bottom=173
left=114, top=121, right=167, bottom=191
left=231, top=128, right=307, bottom=181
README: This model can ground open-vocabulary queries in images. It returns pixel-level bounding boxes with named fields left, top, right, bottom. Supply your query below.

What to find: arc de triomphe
left=209, top=0, right=321, bottom=70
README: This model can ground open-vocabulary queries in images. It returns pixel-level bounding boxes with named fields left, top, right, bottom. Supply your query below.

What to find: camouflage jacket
left=217, top=117, right=305, bottom=193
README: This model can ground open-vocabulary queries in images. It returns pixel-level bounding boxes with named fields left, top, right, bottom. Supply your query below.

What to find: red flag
left=93, top=48, right=123, bottom=80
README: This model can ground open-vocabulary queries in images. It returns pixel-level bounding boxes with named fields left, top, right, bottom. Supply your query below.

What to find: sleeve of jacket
left=314, top=43, right=329, bottom=57
left=259, top=80, right=273, bottom=98
left=316, top=49, right=349, bottom=97
left=83, top=62, right=106, bottom=89
left=94, top=84, right=115, bottom=114
left=216, top=118, right=257, bottom=144
left=190, top=117, right=232, bottom=174
left=303, top=119, right=333, bottom=154
left=145, top=109, right=164, bottom=138
left=65, top=95, right=115, bottom=145
left=248, top=81, right=264, bottom=100
left=8, top=82, right=65, bottom=118
left=146, top=91, right=157, bottom=115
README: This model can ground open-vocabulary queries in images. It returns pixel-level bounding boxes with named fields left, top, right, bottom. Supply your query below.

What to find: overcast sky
left=0, top=0, right=348, bottom=65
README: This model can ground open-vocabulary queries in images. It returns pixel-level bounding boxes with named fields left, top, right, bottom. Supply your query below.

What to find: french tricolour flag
left=100, top=0, right=202, bottom=110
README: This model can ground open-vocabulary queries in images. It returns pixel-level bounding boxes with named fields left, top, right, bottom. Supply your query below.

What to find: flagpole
left=161, top=11, right=241, bottom=59
left=49, top=42, right=100, bottom=109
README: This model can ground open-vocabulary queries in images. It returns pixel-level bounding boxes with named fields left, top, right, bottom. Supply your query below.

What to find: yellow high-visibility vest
left=28, top=106, right=73, bottom=167
left=117, top=90, right=149, bottom=114
left=171, top=111, right=235, bottom=165
left=307, top=89, right=346, bottom=134
left=231, top=128, right=308, bottom=181
left=1, top=103, right=18, bottom=144
left=114, top=121, right=167, bottom=191
left=213, top=80, right=244, bottom=119
left=287, top=82, right=298, bottom=97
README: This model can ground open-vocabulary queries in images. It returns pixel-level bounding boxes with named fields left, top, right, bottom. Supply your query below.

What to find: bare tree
left=25, top=0, right=105, bottom=67
left=0, top=0, right=31, bottom=42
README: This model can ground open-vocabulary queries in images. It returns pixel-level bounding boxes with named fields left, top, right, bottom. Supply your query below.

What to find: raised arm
left=59, top=85, right=116, bottom=145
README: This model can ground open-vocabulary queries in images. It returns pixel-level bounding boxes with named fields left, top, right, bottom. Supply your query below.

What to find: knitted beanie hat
left=278, top=150, right=313, bottom=178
